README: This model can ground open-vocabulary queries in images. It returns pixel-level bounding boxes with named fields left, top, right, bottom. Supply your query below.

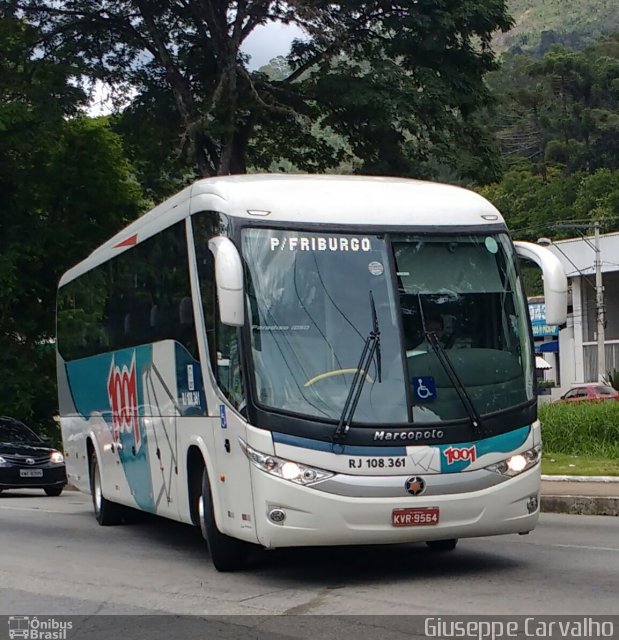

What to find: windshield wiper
left=333, top=291, right=381, bottom=443
left=417, top=296, right=483, bottom=435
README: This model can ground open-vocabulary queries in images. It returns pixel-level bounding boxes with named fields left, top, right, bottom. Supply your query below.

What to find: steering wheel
left=304, top=368, right=374, bottom=388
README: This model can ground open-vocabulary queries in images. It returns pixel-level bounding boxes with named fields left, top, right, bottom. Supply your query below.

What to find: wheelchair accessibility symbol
left=413, top=376, right=437, bottom=402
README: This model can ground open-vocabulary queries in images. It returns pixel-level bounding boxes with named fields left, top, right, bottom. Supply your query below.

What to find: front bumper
left=249, top=465, right=540, bottom=549
left=0, top=465, right=67, bottom=490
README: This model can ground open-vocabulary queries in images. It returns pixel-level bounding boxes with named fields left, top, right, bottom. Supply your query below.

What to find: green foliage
left=521, top=265, right=544, bottom=297
left=0, top=16, right=145, bottom=432
left=489, top=35, right=619, bottom=177
left=539, top=402, right=619, bottom=457
left=607, top=370, right=619, bottom=390
left=478, top=164, right=619, bottom=241
left=480, top=34, right=619, bottom=238
left=495, top=0, right=619, bottom=55
left=16, top=0, right=512, bottom=184
left=111, top=90, right=197, bottom=202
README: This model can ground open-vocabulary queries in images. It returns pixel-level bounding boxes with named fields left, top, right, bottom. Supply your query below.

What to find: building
left=544, top=231, right=619, bottom=397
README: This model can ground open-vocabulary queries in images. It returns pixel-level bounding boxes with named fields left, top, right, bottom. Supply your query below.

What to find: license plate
left=392, top=507, right=440, bottom=527
left=19, top=469, right=43, bottom=478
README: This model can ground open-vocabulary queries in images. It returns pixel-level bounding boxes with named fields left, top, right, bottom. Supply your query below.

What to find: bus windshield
left=241, top=229, right=533, bottom=426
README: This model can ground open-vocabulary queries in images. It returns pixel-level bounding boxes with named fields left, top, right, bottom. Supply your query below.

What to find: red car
left=559, top=384, right=619, bottom=402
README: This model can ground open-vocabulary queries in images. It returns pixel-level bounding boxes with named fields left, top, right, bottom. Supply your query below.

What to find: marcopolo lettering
left=374, top=429, right=445, bottom=441
left=270, top=236, right=372, bottom=252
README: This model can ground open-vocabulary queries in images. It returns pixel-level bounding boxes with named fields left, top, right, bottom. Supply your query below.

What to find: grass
left=538, top=401, right=619, bottom=475
left=542, top=452, right=619, bottom=476
left=538, top=401, right=619, bottom=458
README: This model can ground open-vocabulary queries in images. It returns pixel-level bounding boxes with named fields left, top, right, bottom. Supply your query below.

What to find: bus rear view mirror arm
left=514, top=241, right=568, bottom=326
left=208, top=236, right=245, bottom=327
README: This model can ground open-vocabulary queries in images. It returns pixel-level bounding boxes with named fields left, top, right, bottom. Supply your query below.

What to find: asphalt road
left=1, top=489, right=618, bottom=617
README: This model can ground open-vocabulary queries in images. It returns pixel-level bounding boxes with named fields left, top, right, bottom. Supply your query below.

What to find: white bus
left=56, top=175, right=567, bottom=571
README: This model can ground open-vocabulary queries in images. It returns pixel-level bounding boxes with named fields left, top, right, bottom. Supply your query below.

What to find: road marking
left=0, top=505, right=68, bottom=514
left=554, top=543, right=619, bottom=552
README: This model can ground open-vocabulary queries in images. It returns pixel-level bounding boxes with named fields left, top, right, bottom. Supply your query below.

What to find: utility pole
left=594, top=221, right=606, bottom=381
left=552, top=221, right=606, bottom=381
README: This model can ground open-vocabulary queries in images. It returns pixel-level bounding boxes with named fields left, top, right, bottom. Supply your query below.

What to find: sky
left=87, top=21, right=303, bottom=116
left=243, top=21, right=305, bottom=70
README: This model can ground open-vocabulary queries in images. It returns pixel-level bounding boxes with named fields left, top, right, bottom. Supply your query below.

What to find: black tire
left=90, top=453, right=123, bottom=525
left=44, top=486, right=64, bottom=497
left=426, top=538, right=458, bottom=552
left=200, top=469, right=247, bottom=571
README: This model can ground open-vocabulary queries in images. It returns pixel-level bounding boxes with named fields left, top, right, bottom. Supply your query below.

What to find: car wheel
left=199, top=468, right=247, bottom=571
left=90, top=453, right=123, bottom=525
left=44, top=486, right=64, bottom=497
left=426, top=539, right=458, bottom=552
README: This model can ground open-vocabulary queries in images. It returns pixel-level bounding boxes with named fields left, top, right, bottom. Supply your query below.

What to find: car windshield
left=0, top=419, right=42, bottom=444
left=596, top=386, right=617, bottom=395
left=241, top=229, right=533, bottom=426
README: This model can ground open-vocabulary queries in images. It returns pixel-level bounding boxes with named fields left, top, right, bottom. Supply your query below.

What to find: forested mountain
left=482, top=30, right=619, bottom=242
left=496, top=0, right=619, bottom=55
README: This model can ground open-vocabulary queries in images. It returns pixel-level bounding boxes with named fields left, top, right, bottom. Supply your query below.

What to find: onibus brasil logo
left=107, top=352, right=141, bottom=450
left=8, top=616, right=72, bottom=640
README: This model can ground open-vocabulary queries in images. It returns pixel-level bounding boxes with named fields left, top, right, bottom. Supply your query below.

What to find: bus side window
left=219, top=332, right=243, bottom=410
left=177, top=295, right=203, bottom=360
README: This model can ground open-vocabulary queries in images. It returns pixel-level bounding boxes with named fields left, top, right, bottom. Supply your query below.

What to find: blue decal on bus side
left=65, top=345, right=155, bottom=512
left=175, top=344, right=206, bottom=416
left=274, top=426, right=531, bottom=470
left=438, top=426, right=531, bottom=473
left=272, top=432, right=407, bottom=456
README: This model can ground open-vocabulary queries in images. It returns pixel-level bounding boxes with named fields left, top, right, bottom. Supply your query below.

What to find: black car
left=0, top=417, right=67, bottom=496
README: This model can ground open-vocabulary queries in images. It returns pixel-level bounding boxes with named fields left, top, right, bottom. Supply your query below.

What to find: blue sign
left=413, top=376, right=437, bottom=402
left=219, top=404, right=227, bottom=429
left=529, top=302, right=559, bottom=337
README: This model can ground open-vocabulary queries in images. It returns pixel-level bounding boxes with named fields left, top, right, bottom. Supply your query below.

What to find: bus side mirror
left=514, top=241, right=568, bottom=326
left=208, top=236, right=245, bottom=327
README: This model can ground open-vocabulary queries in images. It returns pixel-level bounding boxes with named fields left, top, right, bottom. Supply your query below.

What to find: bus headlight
left=485, top=445, right=541, bottom=477
left=239, top=439, right=334, bottom=486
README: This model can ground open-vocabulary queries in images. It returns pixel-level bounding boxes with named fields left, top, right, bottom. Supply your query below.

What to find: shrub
left=539, top=401, right=619, bottom=457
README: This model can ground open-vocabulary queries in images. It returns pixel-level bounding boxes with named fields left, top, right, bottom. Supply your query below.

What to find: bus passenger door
left=139, top=342, right=183, bottom=519
left=208, top=341, right=257, bottom=541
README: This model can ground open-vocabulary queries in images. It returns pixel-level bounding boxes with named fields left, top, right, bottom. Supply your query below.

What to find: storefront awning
left=535, top=356, right=552, bottom=370
left=536, top=340, right=559, bottom=353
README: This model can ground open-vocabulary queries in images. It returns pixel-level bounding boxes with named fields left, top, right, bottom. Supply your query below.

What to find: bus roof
left=60, top=174, right=505, bottom=286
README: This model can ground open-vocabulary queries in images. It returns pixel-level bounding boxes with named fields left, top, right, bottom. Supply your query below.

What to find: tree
left=18, top=0, right=513, bottom=183
left=0, top=15, right=144, bottom=431
left=478, top=166, right=619, bottom=240
left=488, top=33, right=619, bottom=175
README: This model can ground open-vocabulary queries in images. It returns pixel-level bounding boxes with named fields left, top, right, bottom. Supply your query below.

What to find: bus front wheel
left=90, top=453, right=123, bottom=526
left=426, top=539, right=458, bottom=552
left=200, top=469, right=247, bottom=572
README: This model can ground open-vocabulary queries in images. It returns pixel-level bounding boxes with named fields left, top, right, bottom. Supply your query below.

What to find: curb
left=541, top=475, right=619, bottom=482
left=541, top=496, right=619, bottom=516
left=541, top=475, right=619, bottom=516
